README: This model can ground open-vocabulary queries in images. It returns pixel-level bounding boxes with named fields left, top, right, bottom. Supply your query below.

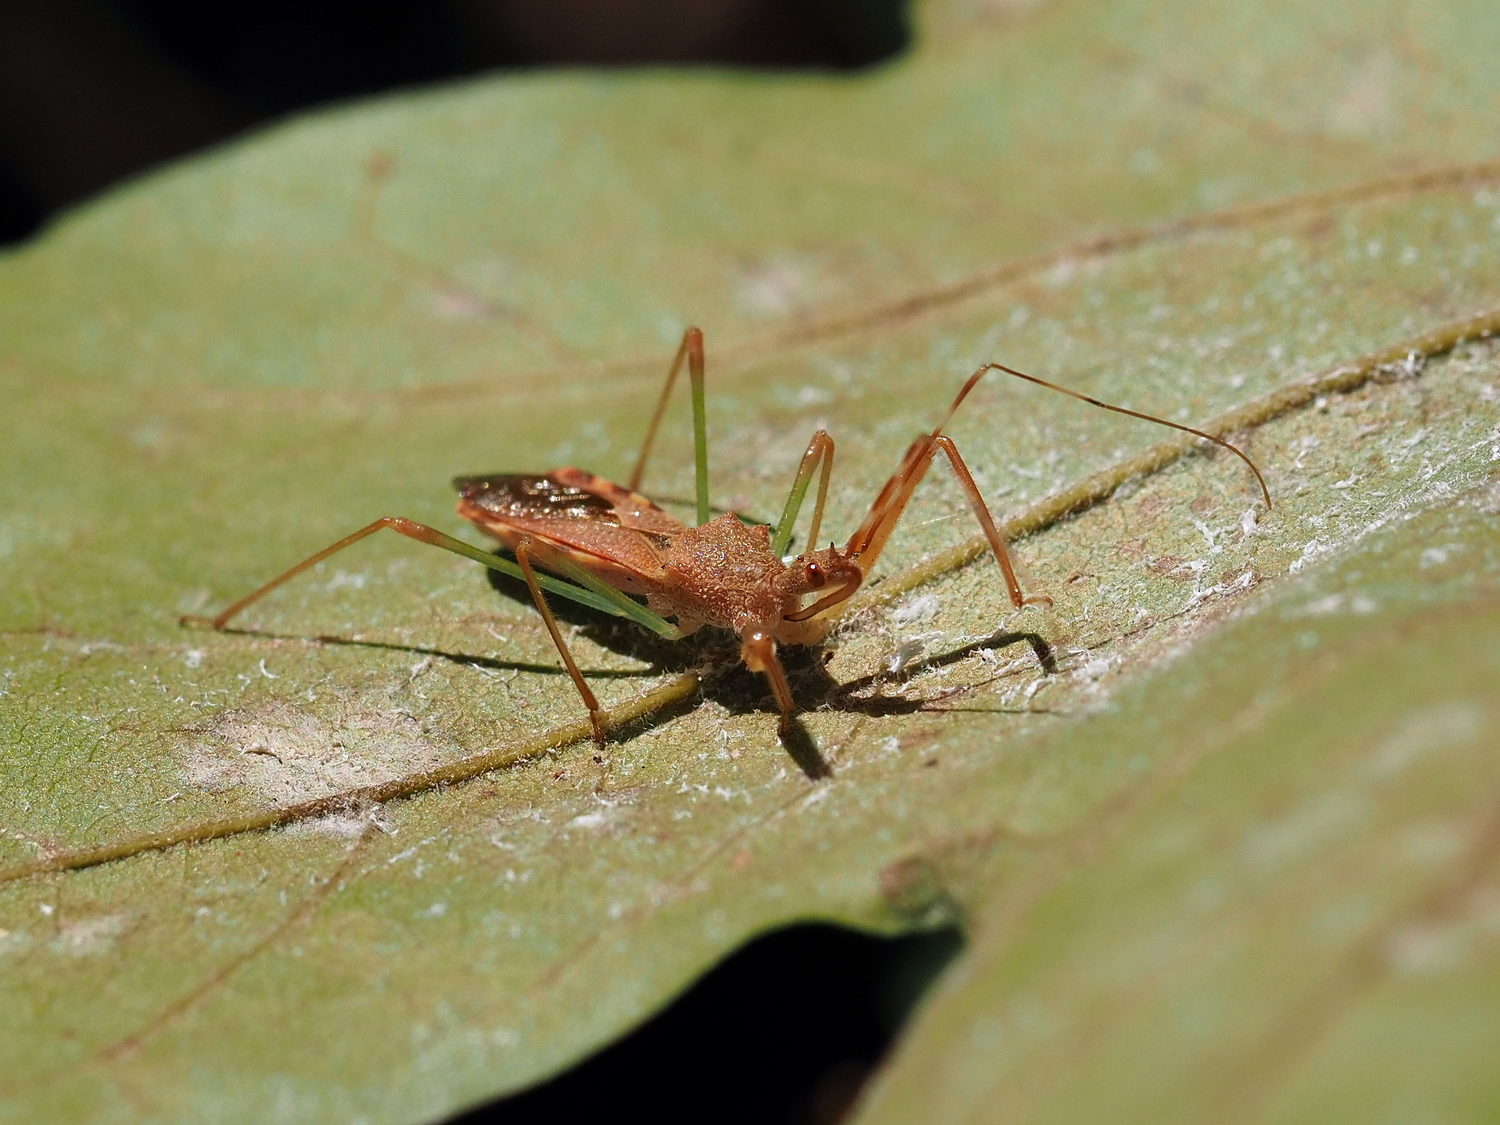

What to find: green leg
left=771, top=430, right=835, bottom=558
left=627, top=327, right=712, bottom=527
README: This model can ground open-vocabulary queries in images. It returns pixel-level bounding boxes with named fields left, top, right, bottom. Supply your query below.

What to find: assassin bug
left=183, top=328, right=1269, bottom=745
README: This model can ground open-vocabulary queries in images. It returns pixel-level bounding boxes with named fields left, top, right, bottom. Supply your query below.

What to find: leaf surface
left=2, top=0, right=1498, bottom=1120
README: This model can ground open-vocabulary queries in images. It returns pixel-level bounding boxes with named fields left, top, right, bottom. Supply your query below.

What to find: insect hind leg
left=182, top=515, right=663, bottom=746
left=181, top=515, right=670, bottom=633
left=181, top=517, right=465, bottom=631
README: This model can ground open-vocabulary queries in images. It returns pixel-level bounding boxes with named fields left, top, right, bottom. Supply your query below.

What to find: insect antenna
left=941, top=361, right=1272, bottom=509
left=842, top=358, right=1271, bottom=607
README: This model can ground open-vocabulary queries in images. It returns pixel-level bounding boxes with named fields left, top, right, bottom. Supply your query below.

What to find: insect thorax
left=651, top=515, right=796, bottom=633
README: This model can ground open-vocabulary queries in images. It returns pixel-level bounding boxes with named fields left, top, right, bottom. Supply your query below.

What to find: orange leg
left=513, top=538, right=608, bottom=746
left=182, top=517, right=637, bottom=746
left=740, top=629, right=798, bottom=735
left=844, top=435, right=930, bottom=569
left=183, top=517, right=484, bottom=630
left=847, top=434, right=1049, bottom=609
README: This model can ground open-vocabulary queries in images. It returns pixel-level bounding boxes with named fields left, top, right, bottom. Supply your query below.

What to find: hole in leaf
left=457, top=922, right=962, bottom=1124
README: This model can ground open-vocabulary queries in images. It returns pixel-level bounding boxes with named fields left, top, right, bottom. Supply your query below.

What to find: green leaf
left=3, top=0, right=1499, bottom=1121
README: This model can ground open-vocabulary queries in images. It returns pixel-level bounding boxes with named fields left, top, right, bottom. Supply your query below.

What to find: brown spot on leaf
left=1146, top=554, right=1191, bottom=579
left=879, top=856, right=951, bottom=923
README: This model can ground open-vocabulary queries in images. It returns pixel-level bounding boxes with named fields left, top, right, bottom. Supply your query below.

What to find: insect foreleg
left=848, top=436, right=1048, bottom=609
left=180, top=517, right=656, bottom=631
left=771, top=430, right=835, bottom=558
left=628, top=326, right=711, bottom=525
left=930, top=435, right=1049, bottom=608
left=844, top=434, right=935, bottom=569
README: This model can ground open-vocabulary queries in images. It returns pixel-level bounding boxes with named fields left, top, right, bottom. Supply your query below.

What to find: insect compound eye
left=804, top=560, right=827, bottom=588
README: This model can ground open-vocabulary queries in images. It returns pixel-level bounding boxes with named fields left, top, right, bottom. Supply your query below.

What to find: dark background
left=0, top=0, right=909, bottom=245
left=0, top=4, right=951, bottom=1122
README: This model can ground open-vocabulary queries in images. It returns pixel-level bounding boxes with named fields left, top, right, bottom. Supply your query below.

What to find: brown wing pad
left=453, top=474, right=622, bottom=524
left=454, top=470, right=688, bottom=593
